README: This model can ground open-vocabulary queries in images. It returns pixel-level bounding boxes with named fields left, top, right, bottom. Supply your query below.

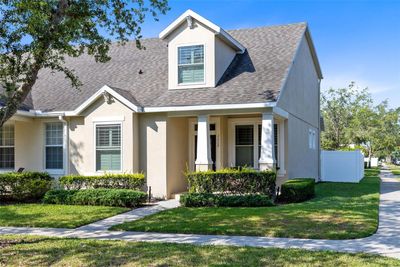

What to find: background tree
left=322, top=83, right=400, bottom=162
left=321, top=82, right=371, bottom=150
left=0, top=0, right=169, bottom=126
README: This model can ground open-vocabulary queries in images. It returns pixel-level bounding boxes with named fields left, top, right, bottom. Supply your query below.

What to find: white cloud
left=321, top=74, right=400, bottom=107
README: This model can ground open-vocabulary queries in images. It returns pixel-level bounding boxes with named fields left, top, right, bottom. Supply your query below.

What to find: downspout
left=58, top=115, right=69, bottom=175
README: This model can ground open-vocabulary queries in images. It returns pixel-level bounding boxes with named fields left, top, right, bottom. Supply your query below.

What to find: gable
left=161, top=10, right=243, bottom=90
left=277, top=34, right=321, bottom=127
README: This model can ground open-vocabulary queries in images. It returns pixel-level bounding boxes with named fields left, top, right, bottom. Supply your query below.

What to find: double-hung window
left=178, top=45, right=204, bottom=84
left=0, top=125, right=14, bottom=169
left=235, top=125, right=254, bottom=167
left=45, top=122, right=64, bottom=170
left=96, top=124, right=121, bottom=171
left=309, top=129, right=316, bottom=150
left=233, top=123, right=279, bottom=168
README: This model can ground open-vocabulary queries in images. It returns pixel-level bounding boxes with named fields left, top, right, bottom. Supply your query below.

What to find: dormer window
left=178, top=45, right=204, bottom=84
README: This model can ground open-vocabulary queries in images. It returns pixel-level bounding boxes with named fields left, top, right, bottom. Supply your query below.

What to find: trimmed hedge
left=43, top=189, right=147, bottom=208
left=59, top=173, right=145, bottom=190
left=186, top=168, right=276, bottom=198
left=279, top=178, right=315, bottom=203
left=0, top=172, right=53, bottom=202
left=180, top=193, right=273, bottom=207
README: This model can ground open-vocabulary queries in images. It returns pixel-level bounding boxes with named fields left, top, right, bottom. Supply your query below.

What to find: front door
left=194, top=134, right=216, bottom=170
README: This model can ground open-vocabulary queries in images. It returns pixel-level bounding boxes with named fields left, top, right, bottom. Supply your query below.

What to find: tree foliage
left=0, top=0, right=169, bottom=126
left=321, top=82, right=400, bottom=159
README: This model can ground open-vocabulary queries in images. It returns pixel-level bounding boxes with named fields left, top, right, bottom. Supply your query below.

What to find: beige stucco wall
left=14, top=119, right=43, bottom=171
left=219, top=116, right=229, bottom=168
left=14, top=117, right=68, bottom=174
left=165, top=18, right=236, bottom=89
left=166, top=117, right=189, bottom=197
left=215, top=37, right=236, bottom=83
left=277, top=35, right=321, bottom=180
left=139, top=113, right=168, bottom=198
left=286, top=114, right=319, bottom=180
left=277, top=36, right=320, bottom=127
left=68, top=97, right=137, bottom=175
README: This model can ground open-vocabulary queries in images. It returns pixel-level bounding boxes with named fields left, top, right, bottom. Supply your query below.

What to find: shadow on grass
left=112, top=175, right=381, bottom=240
left=0, top=236, right=398, bottom=266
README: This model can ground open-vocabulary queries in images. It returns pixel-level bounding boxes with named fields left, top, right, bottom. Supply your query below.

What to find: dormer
left=159, top=10, right=245, bottom=90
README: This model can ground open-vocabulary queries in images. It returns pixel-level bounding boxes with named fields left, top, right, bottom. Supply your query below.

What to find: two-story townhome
left=1, top=10, right=322, bottom=198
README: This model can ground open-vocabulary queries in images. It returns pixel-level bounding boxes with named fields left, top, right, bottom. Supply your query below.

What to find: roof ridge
left=105, top=22, right=308, bottom=45
left=226, top=22, right=307, bottom=33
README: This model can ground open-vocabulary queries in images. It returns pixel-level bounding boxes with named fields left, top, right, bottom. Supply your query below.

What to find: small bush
left=180, top=193, right=273, bottom=207
left=279, top=178, right=315, bottom=203
left=0, top=172, right=53, bottom=202
left=186, top=168, right=276, bottom=198
left=59, top=173, right=145, bottom=190
left=43, top=189, right=147, bottom=208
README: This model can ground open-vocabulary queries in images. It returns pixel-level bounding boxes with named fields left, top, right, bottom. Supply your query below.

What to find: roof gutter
left=143, top=102, right=276, bottom=113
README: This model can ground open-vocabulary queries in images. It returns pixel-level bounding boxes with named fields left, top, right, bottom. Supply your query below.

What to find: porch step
left=171, top=192, right=187, bottom=201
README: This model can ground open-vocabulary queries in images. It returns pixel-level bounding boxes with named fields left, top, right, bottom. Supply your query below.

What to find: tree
left=322, top=83, right=400, bottom=162
left=0, top=0, right=169, bottom=126
left=321, top=82, right=372, bottom=150
left=370, top=102, right=400, bottom=160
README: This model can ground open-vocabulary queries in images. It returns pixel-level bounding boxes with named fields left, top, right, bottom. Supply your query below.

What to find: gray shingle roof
left=25, top=22, right=308, bottom=112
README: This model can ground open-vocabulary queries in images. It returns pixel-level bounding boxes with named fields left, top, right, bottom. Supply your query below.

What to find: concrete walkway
left=1, top=169, right=400, bottom=259
left=77, top=199, right=180, bottom=231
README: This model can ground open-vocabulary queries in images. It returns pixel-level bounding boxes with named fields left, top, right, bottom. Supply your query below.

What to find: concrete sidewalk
left=1, top=169, right=400, bottom=259
left=76, top=199, right=180, bottom=231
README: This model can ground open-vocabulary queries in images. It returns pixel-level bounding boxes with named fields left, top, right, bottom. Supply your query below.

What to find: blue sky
left=139, top=0, right=400, bottom=107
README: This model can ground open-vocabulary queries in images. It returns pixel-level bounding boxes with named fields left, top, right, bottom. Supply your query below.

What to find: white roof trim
left=15, top=100, right=276, bottom=117
left=159, top=9, right=245, bottom=54
left=143, top=102, right=276, bottom=113
left=65, top=85, right=142, bottom=116
left=273, top=107, right=289, bottom=119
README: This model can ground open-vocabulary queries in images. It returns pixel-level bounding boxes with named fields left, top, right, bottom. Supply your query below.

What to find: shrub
left=43, top=189, right=147, bottom=207
left=180, top=193, right=273, bottom=207
left=186, top=168, right=276, bottom=198
left=0, top=172, right=53, bottom=202
left=279, top=178, right=315, bottom=203
left=59, top=173, right=145, bottom=190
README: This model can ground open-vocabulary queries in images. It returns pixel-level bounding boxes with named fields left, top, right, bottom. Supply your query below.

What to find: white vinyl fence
left=321, top=150, right=365, bottom=183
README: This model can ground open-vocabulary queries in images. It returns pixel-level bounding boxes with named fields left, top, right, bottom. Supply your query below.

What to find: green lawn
left=392, top=170, right=400, bottom=176
left=0, top=204, right=129, bottom=228
left=0, top=235, right=398, bottom=267
left=387, top=163, right=400, bottom=175
left=112, top=169, right=380, bottom=239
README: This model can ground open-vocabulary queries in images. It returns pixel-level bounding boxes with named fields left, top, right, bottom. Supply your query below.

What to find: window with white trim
left=309, top=129, right=316, bottom=150
left=96, top=124, right=121, bottom=171
left=235, top=125, right=254, bottom=167
left=45, top=122, right=64, bottom=169
left=0, top=125, right=14, bottom=169
left=178, top=45, right=204, bottom=84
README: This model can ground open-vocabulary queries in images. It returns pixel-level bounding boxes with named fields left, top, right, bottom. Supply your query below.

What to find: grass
left=0, top=235, right=399, bottom=267
left=388, top=164, right=400, bottom=176
left=0, top=204, right=129, bottom=228
left=111, top=169, right=380, bottom=239
left=392, top=170, right=400, bottom=176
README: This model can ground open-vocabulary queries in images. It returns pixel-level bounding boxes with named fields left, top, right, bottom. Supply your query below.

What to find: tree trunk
left=0, top=0, right=69, bottom=127
left=0, top=64, right=41, bottom=127
left=368, top=146, right=372, bottom=169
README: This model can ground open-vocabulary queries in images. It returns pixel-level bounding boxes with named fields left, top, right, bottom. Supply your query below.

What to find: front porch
left=165, top=108, right=288, bottom=198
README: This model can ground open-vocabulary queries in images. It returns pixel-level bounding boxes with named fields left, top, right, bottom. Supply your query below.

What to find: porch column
left=278, top=121, right=285, bottom=175
left=195, top=115, right=213, bottom=171
left=259, top=113, right=276, bottom=171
